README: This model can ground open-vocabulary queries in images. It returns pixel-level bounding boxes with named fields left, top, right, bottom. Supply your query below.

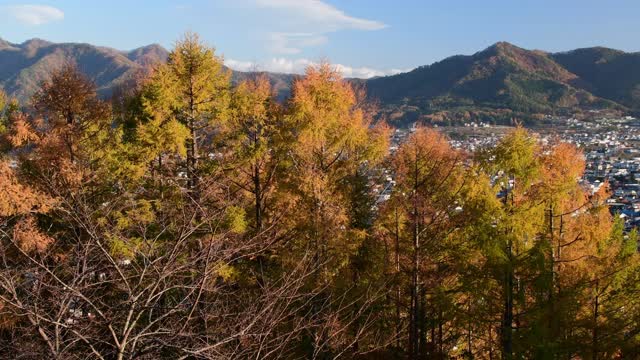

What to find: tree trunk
left=467, top=299, right=473, bottom=358
left=254, top=162, right=262, bottom=230
left=502, top=247, right=514, bottom=360
left=501, top=179, right=514, bottom=360
left=409, top=237, right=419, bottom=359
left=187, top=61, right=198, bottom=192
left=439, top=310, right=444, bottom=358
left=489, top=324, right=494, bottom=360
left=187, top=122, right=198, bottom=190
left=395, top=207, right=401, bottom=350
left=592, top=281, right=599, bottom=360
left=419, top=289, right=427, bottom=357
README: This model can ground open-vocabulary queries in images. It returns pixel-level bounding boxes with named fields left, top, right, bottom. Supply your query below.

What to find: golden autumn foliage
left=12, top=216, right=54, bottom=253
left=0, top=33, right=638, bottom=360
left=537, top=141, right=586, bottom=203
left=142, top=32, right=231, bottom=190
left=289, top=63, right=373, bottom=171
left=225, top=75, right=281, bottom=230
left=385, top=128, right=468, bottom=358
left=284, top=63, right=389, bottom=281
left=0, top=300, right=17, bottom=330
left=29, top=63, right=111, bottom=165
left=6, top=112, right=38, bottom=148
left=32, top=62, right=109, bottom=127
left=0, top=161, right=55, bottom=217
left=393, top=128, right=462, bottom=192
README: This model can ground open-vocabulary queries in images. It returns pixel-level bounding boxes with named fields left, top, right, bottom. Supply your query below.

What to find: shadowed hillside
left=2, top=39, right=640, bottom=124
left=0, top=38, right=294, bottom=102
left=365, top=42, right=627, bottom=125
left=552, top=47, right=640, bottom=110
left=0, top=38, right=169, bottom=101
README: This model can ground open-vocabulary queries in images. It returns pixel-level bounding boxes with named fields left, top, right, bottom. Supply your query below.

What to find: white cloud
left=255, top=0, right=387, bottom=31
left=334, top=63, right=388, bottom=79
left=390, top=69, right=407, bottom=75
left=250, top=0, right=386, bottom=54
left=225, top=57, right=410, bottom=79
left=5, top=4, right=64, bottom=26
left=268, top=32, right=328, bottom=54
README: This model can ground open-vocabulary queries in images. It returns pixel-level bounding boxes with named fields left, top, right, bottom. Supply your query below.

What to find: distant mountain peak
left=569, top=45, right=623, bottom=53
left=473, top=41, right=528, bottom=62
left=128, top=43, right=166, bottom=54
left=0, top=38, right=16, bottom=50
left=555, top=46, right=627, bottom=65
left=482, top=41, right=520, bottom=54
left=135, top=43, right=164, bottom=50
left=492, top=41, right=517, bottom=49
left=20, top=38, right=52, bottom=48
left=366, top=41, right=640, bottom=124
left=126, top=44, right=169, bottom=66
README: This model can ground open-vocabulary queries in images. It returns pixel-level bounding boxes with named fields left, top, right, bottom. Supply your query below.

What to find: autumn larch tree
left=384, top=128, right=466, bottom=358
left=32, top=62, right=111, bottom=163
left=227, top=74, right=282, bottom=231
left=144, top=32, right=230, bottom=191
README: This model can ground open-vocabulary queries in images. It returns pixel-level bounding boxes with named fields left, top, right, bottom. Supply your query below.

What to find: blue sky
left=1, top=0, right=639, bottom=78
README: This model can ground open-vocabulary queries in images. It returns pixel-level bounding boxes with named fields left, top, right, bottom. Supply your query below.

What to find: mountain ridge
left=1, top=38, right=640, bottom=123
left=365, top=41, right=637, bottom=124
left=0, top=38, right=159, bottom=101
left=0, top=38, right=299, bottom=102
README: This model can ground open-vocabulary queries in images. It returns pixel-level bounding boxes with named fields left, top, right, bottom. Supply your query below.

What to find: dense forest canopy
left=0, top=33, right=639, bottom=359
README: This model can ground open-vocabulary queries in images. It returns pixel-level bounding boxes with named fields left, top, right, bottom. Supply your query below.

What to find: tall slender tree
left=227, top=75, right=282, bottom=231
left=32, top=62, right=111, bottom=163
left=286, top=63, right=386, bottom=277
left=385, top=128, right=466, bottom=358
left=145, top=32, right=230, bottom=191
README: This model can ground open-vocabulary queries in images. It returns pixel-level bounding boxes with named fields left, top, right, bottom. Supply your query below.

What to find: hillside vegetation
left=1, top=34, right=639, bottom=359
left=1, top=39, right=640, bottom=124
